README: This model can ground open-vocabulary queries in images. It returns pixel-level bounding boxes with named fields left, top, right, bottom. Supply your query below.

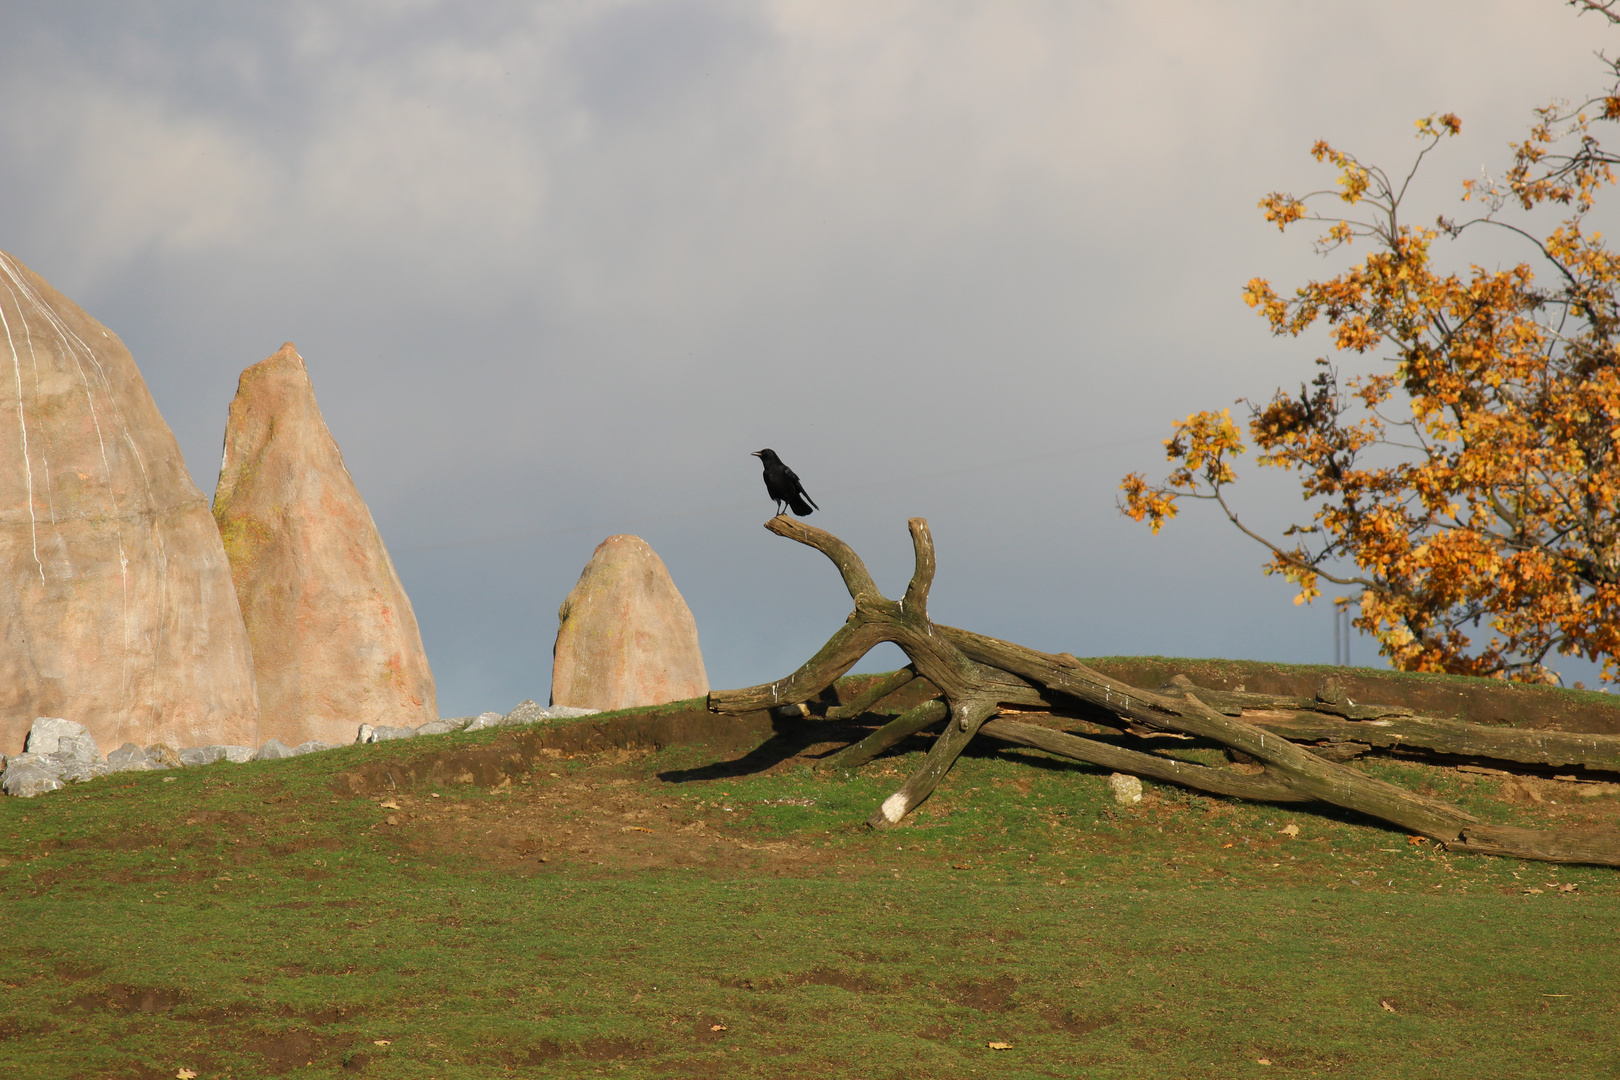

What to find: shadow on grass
left=656, top=712, right=878, bottom=783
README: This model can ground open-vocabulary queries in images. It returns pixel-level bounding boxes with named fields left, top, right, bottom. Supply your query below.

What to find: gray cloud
left=1, top=1, right=1613, bottom=711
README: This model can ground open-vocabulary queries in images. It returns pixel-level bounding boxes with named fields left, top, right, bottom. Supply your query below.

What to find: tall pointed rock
left=213, top=343, right=435, bottom=745
left=0, top=250, right=258, bottom=755
left=551, top=535, right=709, bottom=711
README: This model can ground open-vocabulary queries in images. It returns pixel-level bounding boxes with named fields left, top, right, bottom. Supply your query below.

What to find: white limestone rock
left=1, top=719, right=111, bottom=795
left=499, top=701, right=601, bottom=728
left=253, top=739, right=297, bottom=761
left=25, top=717, right=99, bottom=762
left=1, top=754, right=64, bottom=797
left=502, top=700, right=550, bottom=727
left=1107, top=772, right=1144, bottom=805
left=358, top=725, right=414, bottom=744
left=414, top=717, right=471, bottom=737
left=179, top=745, right=254, bottom=767
left=106, top=743, right=166, bottom=772
left=462, top=711, right=506, bottom=734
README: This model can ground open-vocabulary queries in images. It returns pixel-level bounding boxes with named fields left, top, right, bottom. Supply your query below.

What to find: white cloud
left=1, top=84, right=277, bottom=278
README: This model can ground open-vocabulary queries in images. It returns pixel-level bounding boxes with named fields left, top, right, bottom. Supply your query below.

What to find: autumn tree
left=1121, top=16, right=1620, bottom=684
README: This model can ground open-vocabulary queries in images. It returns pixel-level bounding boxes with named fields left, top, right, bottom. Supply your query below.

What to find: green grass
left=2, top=711, right=1618, bottom=1079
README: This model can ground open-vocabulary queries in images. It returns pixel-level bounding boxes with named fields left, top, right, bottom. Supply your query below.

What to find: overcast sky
left=2, top=2, right=1615, bottom=715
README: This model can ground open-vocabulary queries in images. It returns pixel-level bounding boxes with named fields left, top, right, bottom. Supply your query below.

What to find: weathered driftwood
left=708, top=516, right=1620, bottom=867
left=1157, top=672, right=1620, bottom=772
left=977, top=717, right=1309, bottom=803
left=818, top=699, right=948, bottom=772
left=1237, top=709, right=1620, bottom=773
left=826, top=666, right=919, bottom=720
left=1163, top=675, right=1414, bottom=720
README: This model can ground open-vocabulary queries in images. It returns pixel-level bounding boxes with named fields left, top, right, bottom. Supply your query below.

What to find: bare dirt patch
left=1048, top=1008, right=1118, bottom=1035
left=100, top=868, right=211, bottom=886
left=793, top=966, right=883, bottom=993
left=367, top=762, right=832, bottom=874
left=244, top=1028, right=350, bottom=1073
left=58, top=985, right=184, bottom=1014
left=337, top=714, right=881, bottom=876
left=0, top=1017, right=57, bottom=1040
left=99, top=1064, right=184, bottom=1080
left=267, top=836, right=341, bottom=857
left=283, top=1003, right=364, bottom=1026
left=509, top=1037, right=652, bottom=1064
left=948, top=976, right=1019, bottom=1011
left=692, top=1017, right=730, bottom=1043
left=53, top=961, right=102, bottom=981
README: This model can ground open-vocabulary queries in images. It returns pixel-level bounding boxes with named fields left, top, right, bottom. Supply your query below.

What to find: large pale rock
left=252, top=738, right=297, bottom=761
left=178, top=744, right=254, bottom=766
left=0, top=716, right=109, bottom=796
left=551, top=535, right=708, bottom=711
left=107, top=743, right=168, bottom=772
left=24, top=716, right=98, bottom=759
left=213, top=343, right=436, bottom=747
left=357, top=724, right=414, bottom=744
left=0, top=251, right=259, bottom=757
left=462, top=711, right=506, bottom=733
left=1, top=756, right=63, bottom=797
left=415, top=716, right=473, bottom=737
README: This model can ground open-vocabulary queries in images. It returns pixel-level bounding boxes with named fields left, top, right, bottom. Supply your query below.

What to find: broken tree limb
left=710, top=517, right=1046, bottom=831
left=1227, top=707, right=1620, bottom=774
left=1158, top=672, right=1413, bottom=719
left=818, top=698, right=948, bottom=772
left=933, top=626, right=1482, bottom=836
left=978, top=718, right=1309, bottom=802
left=825, top=665, right=920, bottom=720
left=1158, top=672, right=1620, bottom=772
left=1451, top=824, right=1620, bottom=864
left=866, top=698, right=1000, bottom=829
left=708, top=517, right=1620, bottom=866
left=709, top=518, right=1047, bottom=720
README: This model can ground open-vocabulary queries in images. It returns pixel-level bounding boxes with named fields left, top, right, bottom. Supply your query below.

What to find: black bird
left=752, top=448, right=818, bottom=517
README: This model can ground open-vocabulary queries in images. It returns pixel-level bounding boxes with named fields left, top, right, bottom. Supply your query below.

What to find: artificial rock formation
left=551, top=535, right=708, bottom=711
left=213, top=343, right=435, bottom=746
left=0, top=250, right=259, bottom=755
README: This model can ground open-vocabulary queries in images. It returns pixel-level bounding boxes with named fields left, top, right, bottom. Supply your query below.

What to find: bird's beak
left=750, top=451, right=762, bottom=458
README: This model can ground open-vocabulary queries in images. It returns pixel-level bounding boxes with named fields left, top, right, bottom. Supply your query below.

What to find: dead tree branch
left=709, top=517, right=1620, bottom=866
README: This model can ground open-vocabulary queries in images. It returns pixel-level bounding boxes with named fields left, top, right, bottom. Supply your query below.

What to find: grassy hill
left=3, top=665, right=1618, bottom=1078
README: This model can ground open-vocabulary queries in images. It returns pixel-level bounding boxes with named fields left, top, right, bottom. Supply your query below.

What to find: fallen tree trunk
left=1148, top=672, right=1620, bottom=773
left=708, top=516, right=1620, bottom=867
left=1228, top=709, right=1620, bottom=773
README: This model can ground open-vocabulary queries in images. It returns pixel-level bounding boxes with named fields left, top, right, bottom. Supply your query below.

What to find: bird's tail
left=789, top=492, right=818, bottom=516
